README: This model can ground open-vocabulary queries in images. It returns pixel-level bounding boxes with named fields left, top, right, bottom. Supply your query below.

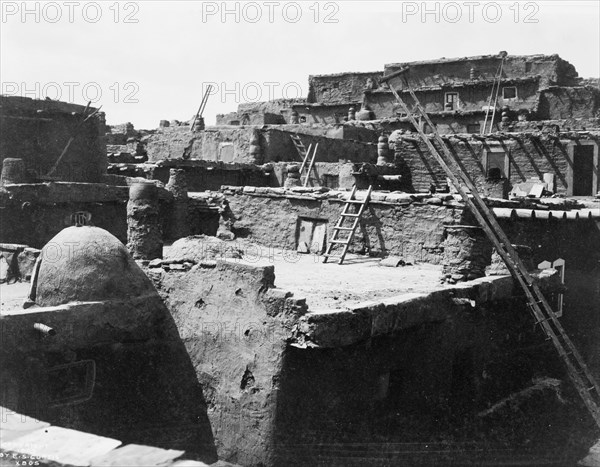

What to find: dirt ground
left=0, top=281, right=31, bottom=314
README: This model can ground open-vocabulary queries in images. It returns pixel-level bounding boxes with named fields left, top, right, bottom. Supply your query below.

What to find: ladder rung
left=330, top=239, right=349, bottom=244
left=341, top=213, right=360, bottom=217
left=323, top=253, right=341, bottom=257
left=345, top=199, right=366, bottom=204
left=334, top=227, right=354, bottom=231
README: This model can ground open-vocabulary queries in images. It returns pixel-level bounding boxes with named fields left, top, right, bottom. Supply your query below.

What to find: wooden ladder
left=290, top=133, right=319, bottom=187
left=191, top=84, right=213, bottom=132
left=381, top=67, right=600, bottom=429
left=323, top=185, right=372, bottom=265
left=482, top=53, right=507, bottom=135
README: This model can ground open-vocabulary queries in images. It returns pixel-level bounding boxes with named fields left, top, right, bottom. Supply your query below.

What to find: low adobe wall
left=0, top=296, right=217, bottom=462
left=221, top=186, right=465, bottom=264
left=149, top=259, right=307, bottom=466
left=144, top=125, right=377, bottom=165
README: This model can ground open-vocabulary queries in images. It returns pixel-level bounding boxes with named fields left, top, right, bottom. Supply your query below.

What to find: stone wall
left=384, top=54, right=578, bottom=88
left=365, top=78, right=541, bottom=120
left=538, top=87, right=600, bottom=120
left=145, top=125, right=377, bottom=166
left=308, top=71, right=383, bottom=104
left=0, top=96, right=107, bottom=183
left=391, top=133, right=597, bottom=195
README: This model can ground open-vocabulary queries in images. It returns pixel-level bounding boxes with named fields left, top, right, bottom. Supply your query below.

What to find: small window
left=467, top=123, right=481, bottom=134
left=502, top=87, right=517, bottom=99
left=484, top=148, right=509, bottom=179
left=525, top=61, right=532, bottom=73
left=445, top=92, right=459, bottom=110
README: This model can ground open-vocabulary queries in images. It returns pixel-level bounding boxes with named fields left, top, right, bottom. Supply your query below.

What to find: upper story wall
left=365, top=77, right=542, bottom=119
left=384, top=54, right=579, bottom=89
left=0, top=96, right=107, bottom=183
left=308, top=71, right=383, bottom=105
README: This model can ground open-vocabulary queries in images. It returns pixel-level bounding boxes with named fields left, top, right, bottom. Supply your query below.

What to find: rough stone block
left=17, top=247, right=40, bottom=281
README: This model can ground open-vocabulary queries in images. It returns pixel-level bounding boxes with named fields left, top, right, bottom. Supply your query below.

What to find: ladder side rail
left=299, top=143, right=312, bottom=173
left=404, top=87, right=537, bottom=284
left=488, top=58, right=505, bottom=134
left=340, top=186, right=372, bottom=264
left=386, top=79, right=600, bottom=425
left=482, top=59, right=504, bottom=134
left=303, top=143, right=319, bottom=187
left=391, top=82, right=595, bottom=366
left=405, top=86, right=600, bottom=376
left=191, top=84, right=212, bottom=132
left=529, top=281, right=600, bottom=394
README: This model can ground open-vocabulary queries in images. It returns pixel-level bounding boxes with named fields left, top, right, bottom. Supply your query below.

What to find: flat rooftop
left=235, top=248, right=449, bottom=311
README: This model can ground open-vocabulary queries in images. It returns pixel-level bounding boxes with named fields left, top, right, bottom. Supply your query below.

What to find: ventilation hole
left=195, top=298, right=205, bottom=308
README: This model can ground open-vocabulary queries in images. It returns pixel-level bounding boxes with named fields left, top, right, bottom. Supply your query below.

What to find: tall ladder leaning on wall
left=481, top=51, right=507, bottom=135
left=380, top=66, right=600, bottom=429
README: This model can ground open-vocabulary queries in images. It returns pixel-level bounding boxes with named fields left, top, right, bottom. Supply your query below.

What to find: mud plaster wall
left=365, top=80, right=540, bottom=120
left=384, top=55, right=577, bottom=88
left=538, top=87, right=600, bottom=120
left=145, top=126, right=377, bottom=165
left=308, top=72, right=383, bottom=105
left=498, top=218, right=600, bottom=375
left=150, top=164, right=270, bottom=191
left=0, top=200, right=127, bottom=248
left=261, top=129, right=377, bottom=164
left=0, top=297, right=217, bottom=462
left=145, top=126, right=257, bottom=163
left=227, top=193, right=463, bottom=263
left=150, top=261, right=305, bottom=467
left=0, top=96, right=107, bottom=182
left=273, top=292, right=584, bottom=465
left=392, top=136, right=585, bottom=194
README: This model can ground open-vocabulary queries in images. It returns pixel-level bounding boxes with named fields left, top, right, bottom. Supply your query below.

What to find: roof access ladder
left=323, top=185, right=372, bottom=265
left=290, top=133, right=319, bottom=187
left=380, top=66, right=600, bottom=429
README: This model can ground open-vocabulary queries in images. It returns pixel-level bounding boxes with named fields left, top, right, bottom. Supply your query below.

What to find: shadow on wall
left=0, top=226, right=218, bottom=463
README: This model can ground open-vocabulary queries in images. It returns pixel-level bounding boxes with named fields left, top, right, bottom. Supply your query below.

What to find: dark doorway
left=572, top=145, right=594, bottom=195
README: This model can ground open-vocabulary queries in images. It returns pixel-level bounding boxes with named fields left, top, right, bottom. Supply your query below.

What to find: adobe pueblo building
left=1, top=52, right=600, bottom=467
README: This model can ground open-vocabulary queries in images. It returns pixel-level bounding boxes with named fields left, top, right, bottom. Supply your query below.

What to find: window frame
left=444, top=92, right=460, bottom=110
left=502, top=86, right=518, bottom=100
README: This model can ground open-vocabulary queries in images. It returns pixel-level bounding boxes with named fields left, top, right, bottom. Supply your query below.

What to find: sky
left=1, top=0, right=599, bottom=129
